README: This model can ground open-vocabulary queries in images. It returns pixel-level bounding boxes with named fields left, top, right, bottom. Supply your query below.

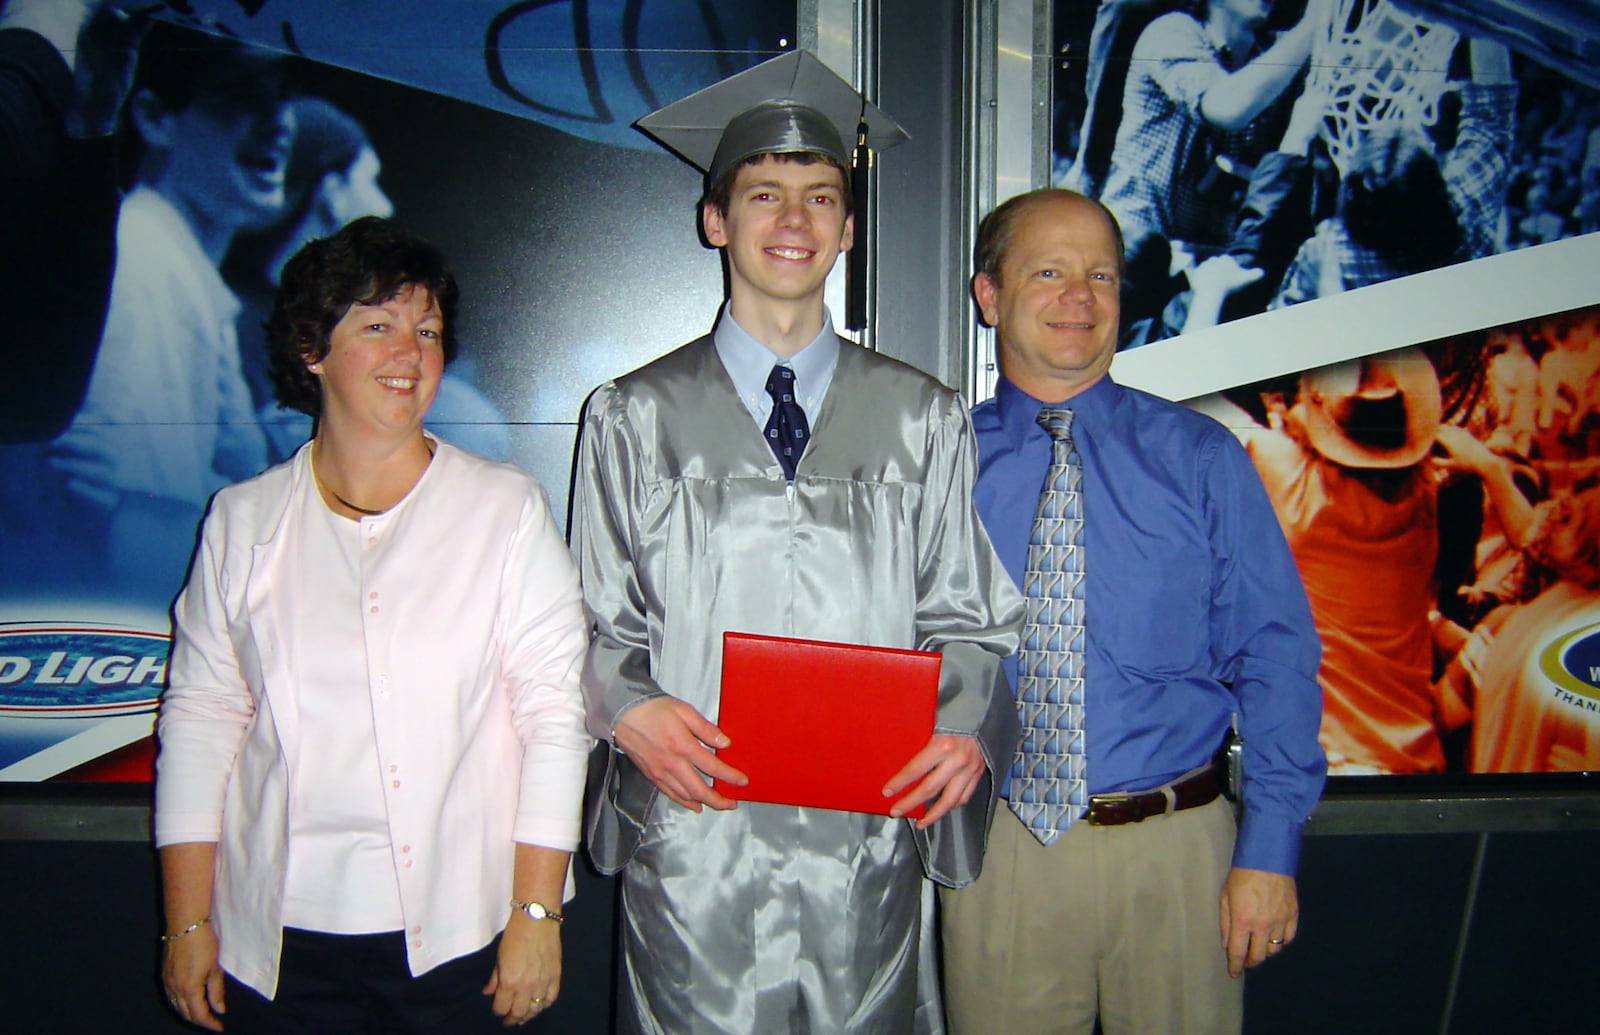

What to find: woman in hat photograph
left=1222, top=347, right=1451, bottom=774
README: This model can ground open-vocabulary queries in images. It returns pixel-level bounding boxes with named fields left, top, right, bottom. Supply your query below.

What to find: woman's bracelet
left=160, top=916, right=211, bottom=943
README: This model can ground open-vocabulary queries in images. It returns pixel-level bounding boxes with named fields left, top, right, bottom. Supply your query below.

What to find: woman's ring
left=1268, top=937, right=1285, bottom=945
left=532, top=997, right=544, bottom=1006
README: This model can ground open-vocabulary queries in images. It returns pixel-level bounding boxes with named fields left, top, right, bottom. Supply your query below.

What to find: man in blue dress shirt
left=939, top=187, right=1326, bottom=1035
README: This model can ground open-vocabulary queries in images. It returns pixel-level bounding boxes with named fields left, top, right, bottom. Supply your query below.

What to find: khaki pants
left=940, top=798, right=1243, bottom=1035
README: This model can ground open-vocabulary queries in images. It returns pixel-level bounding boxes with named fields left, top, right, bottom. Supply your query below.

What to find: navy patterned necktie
left=1009, top=406, right=1088, bottom=846
left=764, top=365, right=810, bottom=481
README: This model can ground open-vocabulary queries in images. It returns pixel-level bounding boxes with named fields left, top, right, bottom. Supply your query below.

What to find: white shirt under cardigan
left=280, top=475, right=404, bottom=933
left=155, top=437, right=592, bottom=998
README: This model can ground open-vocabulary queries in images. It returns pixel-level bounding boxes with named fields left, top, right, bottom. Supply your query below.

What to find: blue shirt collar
left=713, top=303, right=840, bottom=421
left=994, top=373, right=1118, bottom=443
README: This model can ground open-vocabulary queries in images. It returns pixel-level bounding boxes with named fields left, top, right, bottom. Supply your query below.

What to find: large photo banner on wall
left=0, top=0, right=797, bottom=782
left=1191, top=305, right=1600, bottom=776
left=1067, top=0, right=1600, bottom=775
left=1055, top=0, right=1600, bottom=347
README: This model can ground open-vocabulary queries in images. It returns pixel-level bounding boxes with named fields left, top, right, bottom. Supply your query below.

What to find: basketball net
left=1305, top=0, right=1461, bottom=176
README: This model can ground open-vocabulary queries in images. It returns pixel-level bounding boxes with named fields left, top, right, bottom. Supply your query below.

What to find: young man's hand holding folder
left=612, top=632, right=985, bottom=826
left=713, top=632, right=987, bottom=828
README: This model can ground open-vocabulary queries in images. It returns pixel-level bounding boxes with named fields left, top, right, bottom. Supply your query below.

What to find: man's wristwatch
left=510, top=898, right=565, bottom=923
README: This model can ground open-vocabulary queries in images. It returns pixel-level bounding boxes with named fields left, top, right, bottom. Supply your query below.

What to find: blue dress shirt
left=973, top=375, right=1326, bottom=875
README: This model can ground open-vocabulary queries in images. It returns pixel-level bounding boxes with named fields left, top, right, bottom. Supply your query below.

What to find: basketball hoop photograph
left=1054, top=0, right=1600, bottom=349
left=1052, top=1, right=1600, bottom=779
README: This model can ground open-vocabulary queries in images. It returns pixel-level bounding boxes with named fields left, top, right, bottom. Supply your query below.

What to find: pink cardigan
left=155, top=440, right=591, bottom=997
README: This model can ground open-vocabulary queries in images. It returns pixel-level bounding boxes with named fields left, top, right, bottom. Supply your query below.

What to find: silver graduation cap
left=634, top=50, right=909, bottom=187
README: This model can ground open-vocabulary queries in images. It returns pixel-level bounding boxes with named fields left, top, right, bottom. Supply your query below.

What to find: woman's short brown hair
left=266, top=217, right=459, bottom=417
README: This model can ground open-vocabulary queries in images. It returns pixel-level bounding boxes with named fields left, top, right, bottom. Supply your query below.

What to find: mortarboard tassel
left=846, top=117, right=870, bottom=332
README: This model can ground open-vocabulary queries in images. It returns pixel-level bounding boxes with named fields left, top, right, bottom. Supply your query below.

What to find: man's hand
left=612, top=696, right=747, bottom=811
left=1181, top=254, right=1266, bottom=335
left=1219, top=867, right=1299, bottom=978
left=883, top=734, right=985, bottom=829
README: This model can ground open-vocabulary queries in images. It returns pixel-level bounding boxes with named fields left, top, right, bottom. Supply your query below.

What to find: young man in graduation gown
left=569, top=52, right=1024, bottom=1035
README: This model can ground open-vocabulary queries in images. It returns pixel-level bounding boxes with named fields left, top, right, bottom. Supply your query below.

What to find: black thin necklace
left=313, top=440, right=435, bottom=517
left=321, top=478, right=385, bottom=516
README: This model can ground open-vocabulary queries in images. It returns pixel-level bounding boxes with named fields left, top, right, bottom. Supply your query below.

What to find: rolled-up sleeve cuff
left=511, top=816, right=581, bottom=854
left=153, top=811, right=223, bottom=849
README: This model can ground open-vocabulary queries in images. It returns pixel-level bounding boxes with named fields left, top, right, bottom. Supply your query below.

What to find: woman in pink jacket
left=154, top=217, right=591, bottom=1032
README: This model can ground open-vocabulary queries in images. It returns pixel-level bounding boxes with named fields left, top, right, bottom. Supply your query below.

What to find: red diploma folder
left=712, top=631, right=940, bottom=817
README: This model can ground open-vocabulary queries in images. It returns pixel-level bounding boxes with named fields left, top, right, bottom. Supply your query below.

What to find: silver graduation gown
left=571, top=335, right=1023, bottom=1035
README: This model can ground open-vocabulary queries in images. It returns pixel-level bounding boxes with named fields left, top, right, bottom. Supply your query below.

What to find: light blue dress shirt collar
left=713, top=303, right=840, bottom=427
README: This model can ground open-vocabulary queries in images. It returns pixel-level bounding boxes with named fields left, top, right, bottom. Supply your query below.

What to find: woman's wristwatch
left=510, top=898, right=565, bottom=923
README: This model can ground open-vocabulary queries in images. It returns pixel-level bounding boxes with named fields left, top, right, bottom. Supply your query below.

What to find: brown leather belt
left=1083, top=764, right=1222, bottom=827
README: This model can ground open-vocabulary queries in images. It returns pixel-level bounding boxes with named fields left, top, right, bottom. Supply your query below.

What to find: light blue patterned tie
left=1009, top=406, right=1087, bottom=846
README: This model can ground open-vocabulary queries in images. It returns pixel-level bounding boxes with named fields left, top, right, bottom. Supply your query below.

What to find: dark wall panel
left=0, top=839, right=617, bottom=1034
left=1246, top=834, right=1479, bottom=1035
left=1449, top=830, right=1600, bottom=1032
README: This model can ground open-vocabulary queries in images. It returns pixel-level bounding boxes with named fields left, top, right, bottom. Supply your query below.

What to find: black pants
left=221, top=928, right=506, bottom=1034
